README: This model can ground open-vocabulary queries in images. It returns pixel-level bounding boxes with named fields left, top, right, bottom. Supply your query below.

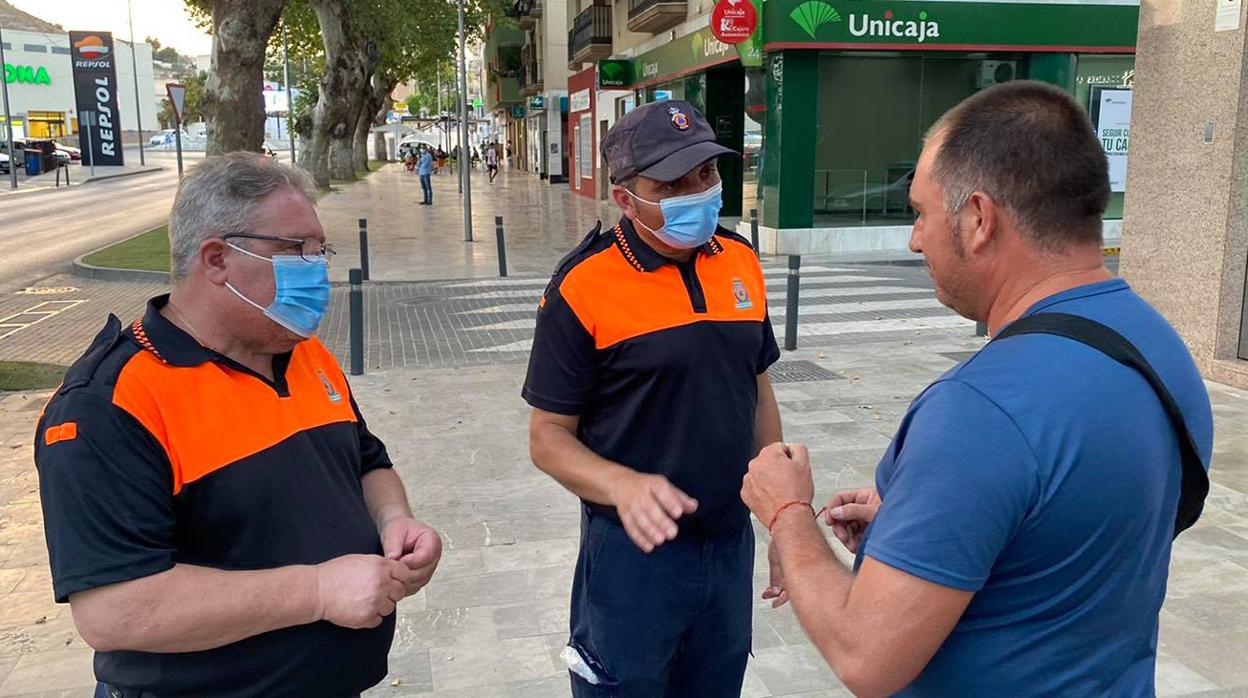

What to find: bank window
left=51, top=47, right=70, bottom=55
left=23, top=44, right=47, bottom=53
left=812, top=52, right=1024, bottom=227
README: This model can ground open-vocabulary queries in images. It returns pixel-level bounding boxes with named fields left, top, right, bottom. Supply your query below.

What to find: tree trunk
left=202, top=0, right=287, bottom=155
left=306, top=0, right=366, bottom=188
left=355, top=74, right=395, bottom=170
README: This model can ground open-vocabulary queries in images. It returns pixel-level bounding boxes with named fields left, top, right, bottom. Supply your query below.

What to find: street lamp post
left=282, top=23, right=296, bottom=165
left=127, top=0, right=146, bottom=166
left=0, top=21, right=18, bottom=189
left=458, top=0, right=473, bottom=242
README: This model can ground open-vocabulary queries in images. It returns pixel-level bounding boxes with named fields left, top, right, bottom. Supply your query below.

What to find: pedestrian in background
left=418, top=146, right=434, bottom=206
left=34, top=153, right=442, bottom=697
left=741, top=80, right=1212, bottom=697
left=525, top=100, right=782, bottom=697
left=485, top=142, right=499, bottom=183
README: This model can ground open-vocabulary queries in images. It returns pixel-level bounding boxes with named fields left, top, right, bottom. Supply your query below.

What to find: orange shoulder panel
left=112, top=341, right=358, bottom=494
left=562, top=235, right=770, bottom=349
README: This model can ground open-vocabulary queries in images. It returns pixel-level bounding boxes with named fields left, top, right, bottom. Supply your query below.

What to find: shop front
left=754, top=0, right=1138, bottom=254
left=567, top=65, right=598, bottom=199
left=525, top=95, right=546, bottom=177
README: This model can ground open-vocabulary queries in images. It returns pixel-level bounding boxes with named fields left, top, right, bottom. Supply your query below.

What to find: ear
left=611, top=185, right=637, bottom=219
left=199, top=238, right=231, bottom=286
left=964, top=191, right=999, bottom=254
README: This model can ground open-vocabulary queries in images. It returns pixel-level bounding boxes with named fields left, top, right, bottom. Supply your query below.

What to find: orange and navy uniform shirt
left=522, top=217, right=780, bottom=537
left=34, top=295, right=394, bottom=697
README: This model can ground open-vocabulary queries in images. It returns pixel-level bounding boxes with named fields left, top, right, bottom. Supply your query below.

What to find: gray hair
left=168, top=152, right=318, bottom=281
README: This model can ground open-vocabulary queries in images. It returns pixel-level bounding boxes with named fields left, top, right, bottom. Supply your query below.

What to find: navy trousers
left=567, top=506, right=754, bottom=697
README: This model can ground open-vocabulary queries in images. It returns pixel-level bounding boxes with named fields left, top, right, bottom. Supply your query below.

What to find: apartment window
left=23, top=44, right=48, bottom=53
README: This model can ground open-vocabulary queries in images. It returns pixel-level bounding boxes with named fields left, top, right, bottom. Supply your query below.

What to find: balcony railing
left=568, top=5, right=612, bottom=67
left=518, top=58, right=543, bottom=96
left=627, top=0, right=686, bottom=34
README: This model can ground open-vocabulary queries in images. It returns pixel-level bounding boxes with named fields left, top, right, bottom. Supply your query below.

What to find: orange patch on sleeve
left=44, top=422, right=78, bottom=446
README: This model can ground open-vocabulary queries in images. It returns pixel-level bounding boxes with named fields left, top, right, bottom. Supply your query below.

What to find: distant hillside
left=0, top=1, right=63, bottom=34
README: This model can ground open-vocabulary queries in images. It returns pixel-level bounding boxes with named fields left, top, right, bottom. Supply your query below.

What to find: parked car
left=54, top=142, right=81, bottom=160
left=150, top=129, right=189, bottom=146
left=0, top=151, right=9, bottom=174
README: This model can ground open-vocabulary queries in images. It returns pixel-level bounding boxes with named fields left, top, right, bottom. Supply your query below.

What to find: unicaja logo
left=849, top=9, right=941, bottom=43
left=789, top=1, right=841, bottom=39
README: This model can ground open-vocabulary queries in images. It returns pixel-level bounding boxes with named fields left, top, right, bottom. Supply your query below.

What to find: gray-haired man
left=35, top=152, right=441, bottom=697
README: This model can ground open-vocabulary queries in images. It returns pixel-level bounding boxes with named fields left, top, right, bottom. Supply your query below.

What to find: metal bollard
left=750, top=208, right=760, bottom=258
left=495, top=215, right=508, bottom=277
left=358, top=218, right=370, bottom=281
left=975, top=320, right=988, bottom=338
left=349, top=268, right=364, bottom=376
left=784, top=255, right=801, bottom=351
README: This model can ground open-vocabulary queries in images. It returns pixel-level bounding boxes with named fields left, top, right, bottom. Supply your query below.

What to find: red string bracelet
left=768, top=500, right=815, bottom=532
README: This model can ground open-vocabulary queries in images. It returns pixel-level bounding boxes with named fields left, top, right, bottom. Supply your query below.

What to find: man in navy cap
left=523, top=100, right=783, bottom=696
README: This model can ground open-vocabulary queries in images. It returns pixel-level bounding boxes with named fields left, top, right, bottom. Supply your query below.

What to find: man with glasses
left=34, top=152, right=441, bottom=697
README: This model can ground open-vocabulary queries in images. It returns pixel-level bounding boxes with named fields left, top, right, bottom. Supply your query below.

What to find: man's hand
left=741, top=442, right=816, bottom=528
left=761, top=538, right=790, bottom=608
left=380, top=517, right=443, bottom=596
left=822, top=487, right=881, bottom=554
left=607, top=471, right=698, bottom=553
left=314, top=554, right=408, bottom=629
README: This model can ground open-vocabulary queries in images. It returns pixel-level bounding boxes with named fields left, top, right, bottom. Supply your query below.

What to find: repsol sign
left=69, top=31, right=125, bottom=166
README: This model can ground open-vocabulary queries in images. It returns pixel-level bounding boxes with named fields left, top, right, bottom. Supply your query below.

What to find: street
left=0, top=149, right=200, bottom=295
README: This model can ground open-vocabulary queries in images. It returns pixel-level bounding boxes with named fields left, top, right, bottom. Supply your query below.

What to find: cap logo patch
left=671, top=111, right=691, bottom=131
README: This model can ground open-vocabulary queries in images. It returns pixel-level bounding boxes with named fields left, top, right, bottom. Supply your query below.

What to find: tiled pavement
left=0, top=262, right=967, bottom=371
left=4, top=330, right=1248, bottom=696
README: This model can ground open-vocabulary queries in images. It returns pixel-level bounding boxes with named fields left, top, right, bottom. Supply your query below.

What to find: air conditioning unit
left=976, top=61, right=1017, bottom=88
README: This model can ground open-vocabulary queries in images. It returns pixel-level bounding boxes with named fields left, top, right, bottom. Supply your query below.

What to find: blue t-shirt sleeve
left=865, top=379, right=1041, bottom=592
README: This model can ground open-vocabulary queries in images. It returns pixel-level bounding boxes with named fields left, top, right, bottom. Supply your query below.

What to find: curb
left=82, top=165, right=164, bottom=185
left=72, top=228, right=171, bottom=284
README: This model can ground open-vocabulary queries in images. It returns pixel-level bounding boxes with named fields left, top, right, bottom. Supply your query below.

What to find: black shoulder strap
left=994, top=312, right=1209, bottom=539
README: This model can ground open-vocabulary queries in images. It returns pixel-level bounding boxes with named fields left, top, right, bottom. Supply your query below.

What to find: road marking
left=453, top=303, right=539, bottom=315
left=0, top=300, right=87, bottom=341
left=791, top=315, right=972, bottom=337
left=771, top=297, right=946, bottom=317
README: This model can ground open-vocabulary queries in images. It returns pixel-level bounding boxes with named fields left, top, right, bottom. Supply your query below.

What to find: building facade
left=1, top=28, right=157, bottom=141
left=556, top=0, right=1138, bottom=258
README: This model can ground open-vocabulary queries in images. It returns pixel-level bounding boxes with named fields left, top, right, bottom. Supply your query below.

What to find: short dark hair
left=930, top=80, right=1110, bottom=250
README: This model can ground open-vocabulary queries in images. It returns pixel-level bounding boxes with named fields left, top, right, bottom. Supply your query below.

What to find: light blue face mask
left=225, top=243, right=331, bottom=338
left=629, top=182, right=723, bottom=249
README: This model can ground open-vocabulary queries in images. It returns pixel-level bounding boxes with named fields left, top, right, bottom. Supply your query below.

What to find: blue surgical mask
left=225, top=243, right=330, bottom=338
left=629, top=182, right=723, bottom=249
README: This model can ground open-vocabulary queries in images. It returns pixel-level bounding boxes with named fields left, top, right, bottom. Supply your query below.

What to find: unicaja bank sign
left=69, top=31, right=125, bottom=166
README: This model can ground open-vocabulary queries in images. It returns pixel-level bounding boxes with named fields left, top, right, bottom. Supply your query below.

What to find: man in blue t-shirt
left=417, top=147, right=434, bottom=206
left=741, top=81, right=1213, bottom=696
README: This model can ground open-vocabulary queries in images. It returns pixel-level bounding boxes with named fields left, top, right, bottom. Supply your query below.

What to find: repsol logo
left=91, top=76, right=117, bottom=157
left=74, top=59, right=113, bottom=69
left=848, top=10, right=940, bottom=43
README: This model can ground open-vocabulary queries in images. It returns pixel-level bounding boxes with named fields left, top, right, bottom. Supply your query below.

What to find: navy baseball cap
left=601, top=100, right=738, bottom=184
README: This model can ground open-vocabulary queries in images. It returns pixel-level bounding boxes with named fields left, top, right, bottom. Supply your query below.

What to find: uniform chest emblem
left=732, top=277, right=753, bottom=310
left=317, top=369, right=343, bottom=403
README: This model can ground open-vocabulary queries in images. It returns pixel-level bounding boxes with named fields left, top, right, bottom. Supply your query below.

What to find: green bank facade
left=597, top=0, right=1138, bottom=254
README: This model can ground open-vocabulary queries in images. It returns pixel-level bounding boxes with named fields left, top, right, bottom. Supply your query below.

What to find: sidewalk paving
left=2, top=323, right=1248, bottom=696
left=0, top=162, right=1246, bottom=695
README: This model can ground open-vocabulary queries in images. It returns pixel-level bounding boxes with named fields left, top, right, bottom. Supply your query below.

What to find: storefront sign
left=1092, top=88, right=1132, bottom=193
left=634, top=27, right=738, bottom=89
left=69, top=31, right=124, bottom=166
left=764, top=0, right=1138, bottom=51
left=597, top=59, right=633, bottom=89
left=529, top=95, right=545, bottom=111
left=510, top=105, right=526, bottom=118
left=711, top=0, right=759, bottom=44
left=570, top=89, right=591, bottom=113
left=734, top=0, right=764, bottom=68
left=3, top=64, right=52, bottom=86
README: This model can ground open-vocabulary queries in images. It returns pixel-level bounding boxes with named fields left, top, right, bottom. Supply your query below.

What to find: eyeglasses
left=222, top=233, right=336, bottom=265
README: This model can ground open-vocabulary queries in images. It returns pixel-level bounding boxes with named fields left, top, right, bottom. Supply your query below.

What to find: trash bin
left=23, top=150, right=41, bottom=176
